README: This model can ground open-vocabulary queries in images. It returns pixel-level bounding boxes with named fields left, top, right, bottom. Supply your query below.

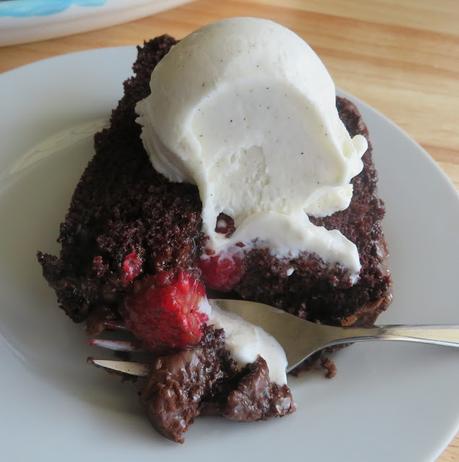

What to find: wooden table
left=0, top=0, right=457, bottom=459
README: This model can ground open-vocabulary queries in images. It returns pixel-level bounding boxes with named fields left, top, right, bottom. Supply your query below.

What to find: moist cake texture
left=37, top=35, right=391, bottom=442
left=142, top=326, right=294, bottom=442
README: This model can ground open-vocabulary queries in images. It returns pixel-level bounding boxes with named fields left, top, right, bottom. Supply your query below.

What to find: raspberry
left=124, top=271, right=208, bottom=350
left=121, top=251, right=143, bottom=284
left=199, top=253, right=244, bottom=292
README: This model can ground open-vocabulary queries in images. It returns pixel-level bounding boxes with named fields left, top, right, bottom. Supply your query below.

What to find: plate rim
left=0, top=45, right=458, bottom=461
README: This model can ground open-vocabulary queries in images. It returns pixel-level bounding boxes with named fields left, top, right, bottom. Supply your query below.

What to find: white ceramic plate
left=0, top=0, right=191, bottom=46
left=0, top=47, right=458, bottom=462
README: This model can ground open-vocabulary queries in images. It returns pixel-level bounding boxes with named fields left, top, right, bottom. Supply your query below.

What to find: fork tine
left=88, top=358, right=149, bottom=376
left=88, top=338, right=142, bottom=352
left=103, top=320, right=128, bottom=331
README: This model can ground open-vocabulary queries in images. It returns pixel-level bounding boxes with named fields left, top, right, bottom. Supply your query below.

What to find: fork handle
left=329, top=324, right=459, bottom=348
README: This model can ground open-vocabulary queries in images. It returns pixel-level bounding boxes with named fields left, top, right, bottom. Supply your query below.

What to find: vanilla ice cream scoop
left=136, top=17, right=367, bottom=275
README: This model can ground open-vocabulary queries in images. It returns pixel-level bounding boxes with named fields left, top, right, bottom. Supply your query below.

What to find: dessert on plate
left=38, top=17, right=391, bottom=443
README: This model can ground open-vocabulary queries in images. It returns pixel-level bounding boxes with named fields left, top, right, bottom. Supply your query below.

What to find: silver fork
left=88, top=298, right=459, bottom=377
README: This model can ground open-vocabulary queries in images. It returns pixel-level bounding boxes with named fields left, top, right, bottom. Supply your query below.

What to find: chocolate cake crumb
left=223, top=357, right=295, bottom=421
left=320, top=357, right=337, bottom=379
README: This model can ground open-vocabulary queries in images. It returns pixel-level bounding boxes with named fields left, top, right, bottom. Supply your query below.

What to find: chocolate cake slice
left=38, top=35, right=391, bottom=442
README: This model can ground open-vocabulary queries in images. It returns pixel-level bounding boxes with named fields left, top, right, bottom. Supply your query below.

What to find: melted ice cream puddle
left=199, top=298, right=287, bottom=385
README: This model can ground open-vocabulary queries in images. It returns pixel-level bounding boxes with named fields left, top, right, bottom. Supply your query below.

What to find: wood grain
left=0, top=1, right=457, bottom=460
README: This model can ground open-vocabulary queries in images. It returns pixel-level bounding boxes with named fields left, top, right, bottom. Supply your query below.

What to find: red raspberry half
left=124, top=271, right=208, bottom=350
left=199, top=253, right=244, bottom=292
left=121, top=251, right=143, bottom=284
